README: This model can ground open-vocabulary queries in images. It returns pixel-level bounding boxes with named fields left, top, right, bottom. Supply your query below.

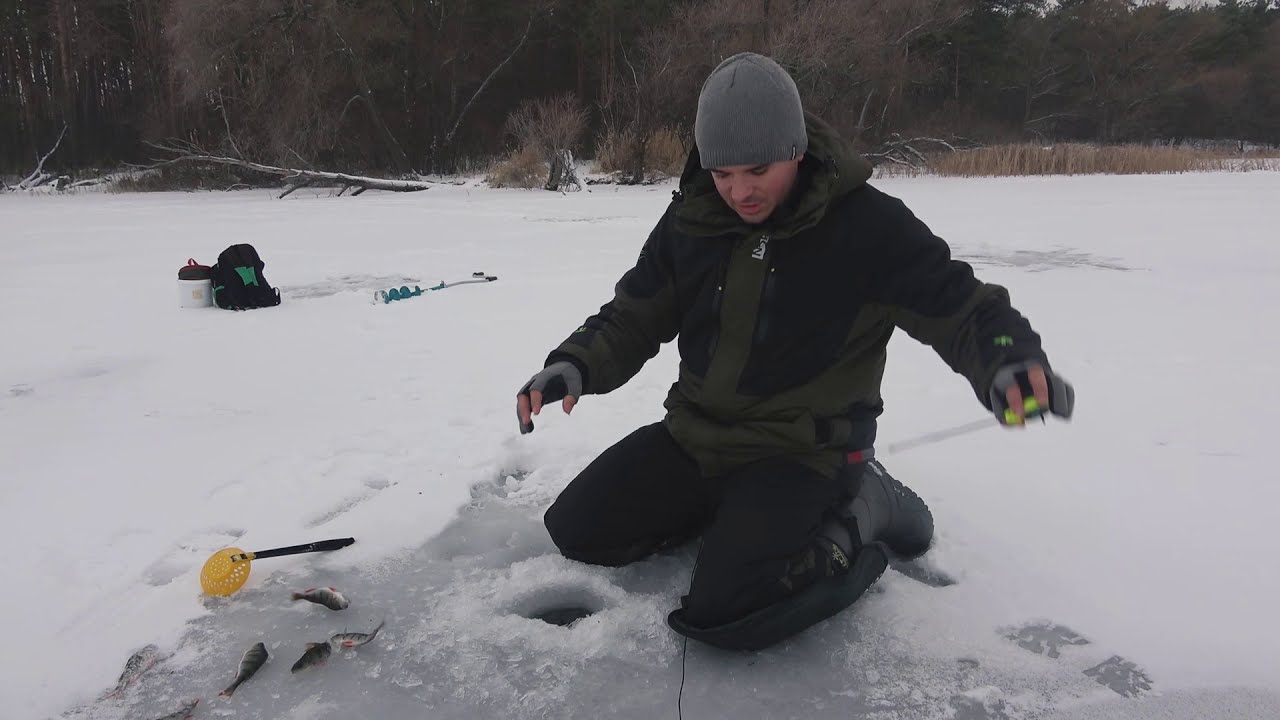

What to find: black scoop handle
left=239, top=538, right=356, bottom=562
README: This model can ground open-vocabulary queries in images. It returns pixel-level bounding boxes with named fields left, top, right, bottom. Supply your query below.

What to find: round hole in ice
left=508, top=584, right=610, bottom=628
left=529, top=606, right=595, bottom=627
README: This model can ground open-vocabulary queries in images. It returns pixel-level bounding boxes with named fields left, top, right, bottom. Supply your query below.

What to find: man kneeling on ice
left=516, top=52, right=1074, bottom=651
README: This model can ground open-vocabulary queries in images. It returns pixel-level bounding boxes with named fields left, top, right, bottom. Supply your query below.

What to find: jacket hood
left=674, top=111, right=873, bottom=238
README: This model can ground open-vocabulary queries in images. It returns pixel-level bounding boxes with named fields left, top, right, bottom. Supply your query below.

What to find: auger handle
left=235, top=537, right=356, bottom=562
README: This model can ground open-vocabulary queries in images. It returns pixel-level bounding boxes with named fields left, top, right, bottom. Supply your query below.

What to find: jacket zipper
left=706, top=256, right=727, bottom=361
left=753, top=263, right=777, bottom=346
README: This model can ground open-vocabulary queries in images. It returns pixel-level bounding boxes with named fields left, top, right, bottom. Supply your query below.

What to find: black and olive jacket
left=546, top=113, right=1050, bottom=478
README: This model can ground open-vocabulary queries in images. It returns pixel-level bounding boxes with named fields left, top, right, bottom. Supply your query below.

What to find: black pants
left=543, top=422, right=851, bottom=628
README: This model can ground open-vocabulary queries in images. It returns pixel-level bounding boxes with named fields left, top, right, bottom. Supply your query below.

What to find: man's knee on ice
left=543, top=500, right=660, bottom=568
left=542, top=497, right=593, bottom=559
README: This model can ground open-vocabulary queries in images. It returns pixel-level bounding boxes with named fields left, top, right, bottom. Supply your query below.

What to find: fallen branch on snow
left=141, top=140, right=460, bottom=197
left=864, top=134, right=982, bottom=169
left=5, top=123, right=69, bottom=192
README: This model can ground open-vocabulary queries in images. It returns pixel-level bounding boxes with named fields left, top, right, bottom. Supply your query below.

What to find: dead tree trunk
left=141, top=141, right=460, bottom=196
left=545, top=149, right=581, bottom=192
left=5, top=124, right=69, bottom=191
left=863, top=134, right=980, bottom=169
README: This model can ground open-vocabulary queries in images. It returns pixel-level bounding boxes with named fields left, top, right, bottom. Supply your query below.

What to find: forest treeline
left=3, top=0, right=1278, bottom=179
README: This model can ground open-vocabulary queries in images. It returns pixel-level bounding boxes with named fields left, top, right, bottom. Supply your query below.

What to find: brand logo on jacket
left=751, top=235, right=770, bottom=260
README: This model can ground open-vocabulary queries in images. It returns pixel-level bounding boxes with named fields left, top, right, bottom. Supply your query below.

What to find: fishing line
left=678, top=634, right=690, bottom=720
left=677, top=538, right=703, bottom=719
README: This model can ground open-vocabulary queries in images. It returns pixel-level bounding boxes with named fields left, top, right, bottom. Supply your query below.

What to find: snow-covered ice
left=2, top=170, right=1278, bottom=719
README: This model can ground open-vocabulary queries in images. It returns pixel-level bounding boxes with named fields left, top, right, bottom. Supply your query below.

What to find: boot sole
left=667, top=542, right=891, bottom=651
left=879, top=473, right=934, bottom=561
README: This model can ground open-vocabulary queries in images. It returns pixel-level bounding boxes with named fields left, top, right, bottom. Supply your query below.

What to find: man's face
left=709, top=158, right=801, bottom=224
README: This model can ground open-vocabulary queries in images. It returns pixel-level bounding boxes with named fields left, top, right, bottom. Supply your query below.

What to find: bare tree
left=505, top=93, right=590, bottom=190
left=631, top=0, right=971, bottom=151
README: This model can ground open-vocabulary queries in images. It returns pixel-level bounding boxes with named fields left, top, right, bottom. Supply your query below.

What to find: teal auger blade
left=375, top=273, right=497, bottom=304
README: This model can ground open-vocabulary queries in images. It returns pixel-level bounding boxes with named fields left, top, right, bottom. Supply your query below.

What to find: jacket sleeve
left=543, top=207, right=681, bottom=395
left=871, top=197, right=1050, bottom=409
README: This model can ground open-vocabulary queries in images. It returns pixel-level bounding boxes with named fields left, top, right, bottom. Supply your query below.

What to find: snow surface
left=2, top=170, right=1279, bottom=720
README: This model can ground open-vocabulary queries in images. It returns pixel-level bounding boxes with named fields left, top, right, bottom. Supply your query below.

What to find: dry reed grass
left=485, top=146, right=546, bottom=189
left=593, top=126, right=688, bottom=178
left=928, top=143, right=1280, bottom=177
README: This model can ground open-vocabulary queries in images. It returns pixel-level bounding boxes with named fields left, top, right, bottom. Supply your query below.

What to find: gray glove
left=988, top=360, right=1075, bottom=425
left=516, top=361, right=583, bottom=434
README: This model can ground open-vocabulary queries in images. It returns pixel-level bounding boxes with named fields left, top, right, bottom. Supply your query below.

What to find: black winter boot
left=663, top=461, right=931, bottom=652
left=834, top=459, right=934, bottom=561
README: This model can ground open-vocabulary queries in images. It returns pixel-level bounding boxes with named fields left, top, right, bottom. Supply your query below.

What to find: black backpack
left=211, top=244, right=281, bottom=310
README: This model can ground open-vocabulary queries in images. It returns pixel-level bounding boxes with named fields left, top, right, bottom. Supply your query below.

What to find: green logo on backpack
left=235, top=266, right=260, bottom=286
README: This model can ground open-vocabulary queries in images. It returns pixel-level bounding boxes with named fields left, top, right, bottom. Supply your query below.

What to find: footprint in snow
left=1083, top=655, right=1155, bottom=698
left=1001, top=621, right=1091, bottom=659
left=1000, top=620, right=1154, bottom=699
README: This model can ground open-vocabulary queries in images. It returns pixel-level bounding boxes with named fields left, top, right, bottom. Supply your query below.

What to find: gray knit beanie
left=694, top=52, right=808, bottom=169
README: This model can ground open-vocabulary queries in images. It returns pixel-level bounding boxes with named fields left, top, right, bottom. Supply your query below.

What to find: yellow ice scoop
left=200, top=538, right=355, bottom=596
